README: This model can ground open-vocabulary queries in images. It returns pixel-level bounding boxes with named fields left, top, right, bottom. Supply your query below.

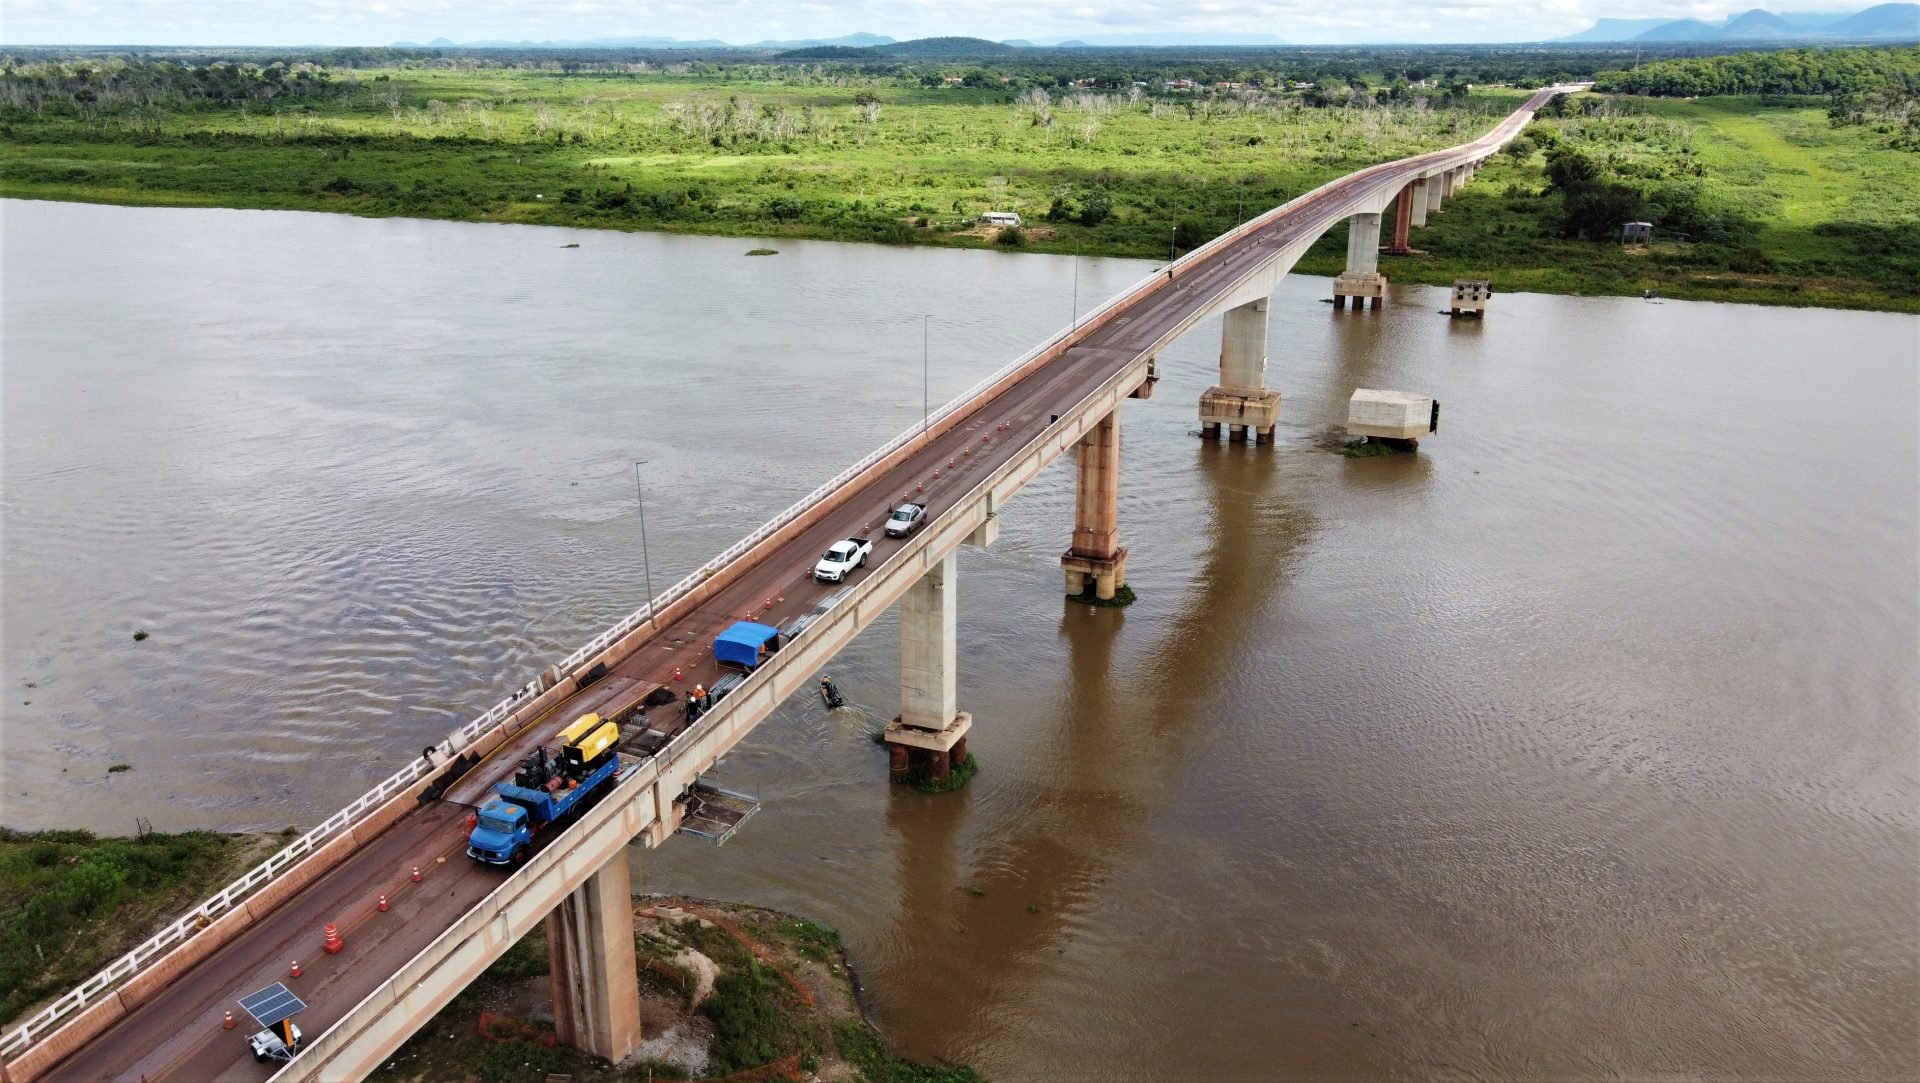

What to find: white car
left=884, top=502, right=927, bottom=537
left=813, top=538, right=873, bottom=583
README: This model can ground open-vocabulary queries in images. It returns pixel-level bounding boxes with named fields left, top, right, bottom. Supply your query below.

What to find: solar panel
left=238, top=983, right=306, bottom=1028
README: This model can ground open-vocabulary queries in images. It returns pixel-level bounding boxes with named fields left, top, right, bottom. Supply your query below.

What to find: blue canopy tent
left=714, top=621, right=781, bottom=671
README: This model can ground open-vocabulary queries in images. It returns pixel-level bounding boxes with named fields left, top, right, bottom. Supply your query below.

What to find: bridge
left=0, top=85, right=1574, bottom=1083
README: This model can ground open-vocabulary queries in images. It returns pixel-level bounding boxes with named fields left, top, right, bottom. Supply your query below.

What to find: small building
left=981, top=211, right=1023, bottom=228
left=1348, top=389, right=1439, bottom=441
left=1449, top=279, right=1491, bottom=317
left=1622, top=221, right=1653, bottom=244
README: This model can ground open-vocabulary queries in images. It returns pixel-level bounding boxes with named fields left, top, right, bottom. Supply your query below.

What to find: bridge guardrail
left=0, top=86, right=1569, bottom=1066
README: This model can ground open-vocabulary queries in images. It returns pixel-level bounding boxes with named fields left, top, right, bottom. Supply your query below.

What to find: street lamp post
left=922, top=314, right=931, bottom=440
left=634, top=461, right=657, bottom=630
left=1071, top=243, right=1080, bottom=329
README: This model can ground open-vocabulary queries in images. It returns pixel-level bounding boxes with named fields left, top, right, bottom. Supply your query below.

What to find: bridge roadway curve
left=35, top=87, right=1564, bottom=1082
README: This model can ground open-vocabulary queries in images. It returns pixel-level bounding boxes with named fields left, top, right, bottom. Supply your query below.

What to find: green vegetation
left=0, top=828, right=273, bottom=1024
left=1, top=46, right=1914, bottom=310
left=835, top=1021, right=986, bottom=1083
left=1296, top=94, right=1920, bottom=310
left=1593, top=45, right=1920, bottom=98
left=908, top=753, right=980, bottom=794
left=371, top=898, right=977, bottom=1082
left=0, top=54, right=1534, bottom=257
left=1070, top=583, right=1138, bottom=608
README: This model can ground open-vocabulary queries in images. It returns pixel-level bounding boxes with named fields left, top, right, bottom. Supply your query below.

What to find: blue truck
left=466, top=713, right=624, bottom=867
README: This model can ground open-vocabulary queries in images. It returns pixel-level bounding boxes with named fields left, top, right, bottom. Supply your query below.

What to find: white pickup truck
left=813, top=537, right=873, bottom=583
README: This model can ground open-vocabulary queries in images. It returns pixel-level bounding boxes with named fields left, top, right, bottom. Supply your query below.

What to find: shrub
left=702, top=960, right=795, bottom=1073
left=1078, top=191, right=1113, bottom=226
left=995, top=225, right=1025, bottom=246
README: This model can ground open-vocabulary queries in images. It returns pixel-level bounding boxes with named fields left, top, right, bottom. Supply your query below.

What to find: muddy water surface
left=3, top=199, right=1916, bottom=1079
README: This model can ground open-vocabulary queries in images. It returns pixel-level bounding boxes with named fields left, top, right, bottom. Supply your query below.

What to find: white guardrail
left=0, top=88, right=1566, bottom=1064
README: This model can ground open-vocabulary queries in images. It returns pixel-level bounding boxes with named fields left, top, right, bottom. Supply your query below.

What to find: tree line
left=1592, top=46, right=1920, bottom=97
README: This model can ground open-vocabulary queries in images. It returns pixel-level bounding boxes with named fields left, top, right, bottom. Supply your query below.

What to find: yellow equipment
left=562, top=719, right=620, bottom=770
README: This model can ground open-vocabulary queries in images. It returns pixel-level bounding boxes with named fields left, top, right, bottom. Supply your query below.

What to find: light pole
left=634, top=461, right=657, bottom=630
left=1071, top=242, right=1080, bottom=329
left=922, top=314, right=931, bottom=440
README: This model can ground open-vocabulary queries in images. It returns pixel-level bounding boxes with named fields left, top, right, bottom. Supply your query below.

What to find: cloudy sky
left=0, top=0, right=1873, bottom=46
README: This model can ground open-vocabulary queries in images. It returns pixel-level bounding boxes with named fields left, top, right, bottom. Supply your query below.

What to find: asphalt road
left=30, top=87, right=1560, bottom=1083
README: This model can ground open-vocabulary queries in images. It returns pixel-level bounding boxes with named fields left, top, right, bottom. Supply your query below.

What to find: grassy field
left=1297, top=96, right=1920, bottom=311
left=0, top=828, right=282, bottom=1024
left=2, top=66, right=1915, bottom=310
left=0, top=67, right=1526, bottom=254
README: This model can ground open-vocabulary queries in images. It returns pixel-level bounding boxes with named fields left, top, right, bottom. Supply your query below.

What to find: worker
left=685, top=689, right=701, bottom=723
left=820, top=675, right=844, bottom=709
left=694, top=683, right=709, bottom=710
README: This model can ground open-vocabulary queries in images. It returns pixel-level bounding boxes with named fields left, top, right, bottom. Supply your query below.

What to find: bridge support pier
left=1061, top=409, right=1129, bottom=601
left=545, top=856, right=642, bottom=1064
left=1199, top=298, right=1282, bottom=445
left=885, top=551, right=973, bottom=784
left=1390, top=183, right=1415, bottom=254
left=1333, top=212, right=1387, bottom=311
left=1409, top=178, right=1429, bottom=228
left=1426, top=172, right=1445, bottom=216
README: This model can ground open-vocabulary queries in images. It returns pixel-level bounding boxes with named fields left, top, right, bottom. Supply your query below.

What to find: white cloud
left=0, top=0, right=1878, bottom=46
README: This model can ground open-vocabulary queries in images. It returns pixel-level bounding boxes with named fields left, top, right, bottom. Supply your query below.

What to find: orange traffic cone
left=411, top=865, right=422, bottom=883
left=378, top=894, right=389, bottom=912
left=673, top=666, right=683, bottom=682
left=290, top=960, right=301, bottom=979
left=323, top=923, right=343, bottom=955
left=224, top=1010, right=235, bottom=1030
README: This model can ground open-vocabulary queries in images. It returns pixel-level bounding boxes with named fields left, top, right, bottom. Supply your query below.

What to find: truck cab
left=247, top=1022, right=303, bottom=1064
left=813, top=537, right=872, bottom=582
left=466, top=800, right=532, bottom=865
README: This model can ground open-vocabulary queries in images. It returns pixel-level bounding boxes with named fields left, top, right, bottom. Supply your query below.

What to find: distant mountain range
left=1017, top=32, right=1289, bottom=46
left=1556, top=4, right=1918, bottom=41
left=390, top=32, right=895, bottom=50
left=391, top=30, right=1292, bottom=51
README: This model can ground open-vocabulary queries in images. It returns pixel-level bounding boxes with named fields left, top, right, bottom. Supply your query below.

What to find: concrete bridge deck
left=10, top=86, right=1571, bottom=1083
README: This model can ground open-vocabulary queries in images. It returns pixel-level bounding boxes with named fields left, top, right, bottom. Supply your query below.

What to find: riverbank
left=0, top=828, right=285, bottom=1025
left=1333, top=96, right=1920, bottom=312
left=371, top=895, right=980, bottom=1083
left=0, top=826, right=977, bottom=1082
left=2, top=62, right=1914, bottom=311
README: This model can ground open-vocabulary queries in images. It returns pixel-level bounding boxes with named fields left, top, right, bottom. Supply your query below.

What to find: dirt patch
left=672, top=947, right=718, bottom=1006
left=953, top=222, right=1058, bottom=242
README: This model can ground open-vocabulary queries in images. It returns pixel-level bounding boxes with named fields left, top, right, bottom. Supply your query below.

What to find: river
left=2, top=198, right=1915, bottom=1080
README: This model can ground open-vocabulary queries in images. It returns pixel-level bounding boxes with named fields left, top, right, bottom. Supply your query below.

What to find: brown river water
left=2, top=199, right=1916, bottom=1080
